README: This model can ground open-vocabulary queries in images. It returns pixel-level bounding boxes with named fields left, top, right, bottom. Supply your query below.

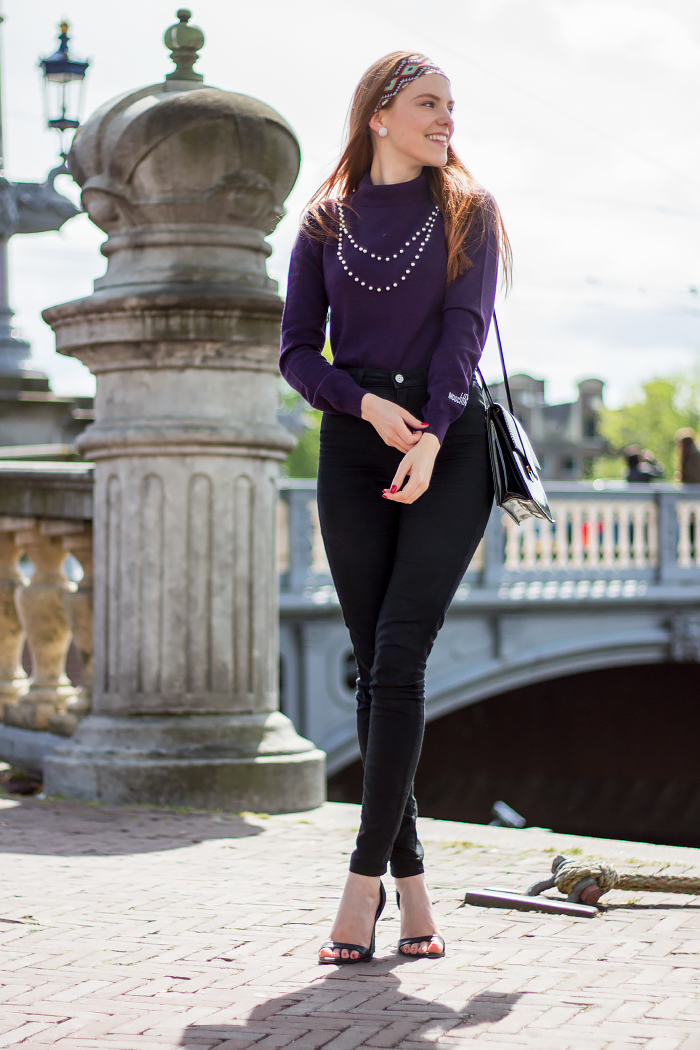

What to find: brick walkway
left=1, top=795, right=700, bottom=1048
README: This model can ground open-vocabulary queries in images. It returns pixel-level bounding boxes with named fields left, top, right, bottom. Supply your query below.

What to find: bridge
left=1, top=465, right=699, bottom=782
left=277, top=478, right=700, bottom=774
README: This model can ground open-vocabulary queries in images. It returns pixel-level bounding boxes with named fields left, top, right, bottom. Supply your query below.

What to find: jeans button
left=395, top=373, right=404, bottom=384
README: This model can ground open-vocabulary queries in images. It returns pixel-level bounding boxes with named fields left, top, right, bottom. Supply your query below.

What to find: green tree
left=279, top=340, right=331, bottom=478
left=590, top=370, right=700, bottom=480
left=280, top=387, right=322, bottom=478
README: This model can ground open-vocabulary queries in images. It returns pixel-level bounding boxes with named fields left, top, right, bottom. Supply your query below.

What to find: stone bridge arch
left=284, top=597, right=695, bottom=777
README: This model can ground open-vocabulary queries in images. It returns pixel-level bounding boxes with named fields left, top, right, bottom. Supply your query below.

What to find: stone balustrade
left=277, top=479, right=700, bottom=601
left=2, top=468, right=699, bottom=761
left=0, top=463, right=93, bottom=739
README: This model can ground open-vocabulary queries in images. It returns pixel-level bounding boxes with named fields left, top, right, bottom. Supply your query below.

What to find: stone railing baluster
left=504, top=516, right=521, bottom=571
left=677, top=501, right=693, bottom=569
left=50, top=524, right=93, bottom=737
left=601, top=503, right=615, bottom=568
left=570, top=503, right=584, bottom=568
left=553, top=503, right=569, bottom=568
left=521, top=517, right=537, bottom=569
left=692, top=503, right=700, bottom=567
left=538, top=518, right=553, bottom=569
left=481, top=505, right=504, bottom=589
left=4, top=524, right=78, bottom=730
left=617, top=503, right=632, bottom=569
left=468, top=537, right=485, bottom=572
left=632, top=503, right=648, bottom=567
left=583, top=504, right=597, bottom=568
left=276, top=496, right=290, bottom=576
left=645, top=501, right=659, bottom=567
left=0, top=517, right=34, bottom=710
left=309, top=500, right=331, bottom=577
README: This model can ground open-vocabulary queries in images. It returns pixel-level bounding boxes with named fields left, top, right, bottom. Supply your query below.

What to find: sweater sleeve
left=421, top=206, right=499, bottom=445
left=279, top=223, right=367, bottom=417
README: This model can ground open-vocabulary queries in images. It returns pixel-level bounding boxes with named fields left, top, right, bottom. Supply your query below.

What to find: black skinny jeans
left=317, top=368, right=494, bottom=878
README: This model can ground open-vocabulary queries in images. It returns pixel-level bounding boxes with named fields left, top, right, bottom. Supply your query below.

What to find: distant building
left=487, top=374, right=606, bottom=480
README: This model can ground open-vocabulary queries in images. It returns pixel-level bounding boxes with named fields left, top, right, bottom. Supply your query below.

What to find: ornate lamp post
left=0, top=16, right=85, bottom=377
left=39, top=21, right=89, bottom=151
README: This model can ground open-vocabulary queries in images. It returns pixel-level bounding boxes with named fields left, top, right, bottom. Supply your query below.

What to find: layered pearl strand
left=336, top=203, right=439, bottom=293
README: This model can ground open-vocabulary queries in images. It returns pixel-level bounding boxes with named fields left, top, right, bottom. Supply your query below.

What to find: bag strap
left=476, top=313, right=514, bottom=415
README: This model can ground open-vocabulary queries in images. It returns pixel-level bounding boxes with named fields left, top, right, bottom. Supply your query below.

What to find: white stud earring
left=378, top=127, right=388, bottom=138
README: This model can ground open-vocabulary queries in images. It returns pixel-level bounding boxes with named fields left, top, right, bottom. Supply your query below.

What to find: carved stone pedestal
left=44, top=712, right=322, bottom=812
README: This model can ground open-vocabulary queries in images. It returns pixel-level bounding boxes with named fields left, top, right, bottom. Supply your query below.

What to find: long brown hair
left=301, top=51, right=512, bottom=287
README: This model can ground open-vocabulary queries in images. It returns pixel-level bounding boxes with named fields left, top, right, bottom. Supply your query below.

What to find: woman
left=280, top=52, right=511, bottom=963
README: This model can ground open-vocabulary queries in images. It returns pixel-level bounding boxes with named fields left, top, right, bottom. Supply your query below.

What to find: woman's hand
left=383, top=433, right=441, bottom=504
left=361, top=392, right=428, bottom=453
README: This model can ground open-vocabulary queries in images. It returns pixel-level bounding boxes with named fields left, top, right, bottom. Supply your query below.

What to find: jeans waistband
left=341, top=367, right=428, bottom=390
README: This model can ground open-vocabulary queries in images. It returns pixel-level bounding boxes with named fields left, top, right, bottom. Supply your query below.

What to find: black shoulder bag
left=477, top=315, right=554, bottom=525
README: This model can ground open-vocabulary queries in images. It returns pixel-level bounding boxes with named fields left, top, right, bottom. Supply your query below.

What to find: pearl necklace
left=336, top=202, right=439, bottom=293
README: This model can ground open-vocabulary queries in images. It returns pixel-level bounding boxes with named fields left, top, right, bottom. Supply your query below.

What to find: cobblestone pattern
left=1, top=796, right=700, bottom=1048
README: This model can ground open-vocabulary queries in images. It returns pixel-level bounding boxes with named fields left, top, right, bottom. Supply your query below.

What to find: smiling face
left=369, top=73, right=454, bottom=169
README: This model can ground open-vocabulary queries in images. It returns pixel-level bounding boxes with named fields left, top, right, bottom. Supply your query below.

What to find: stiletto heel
left=319, top=881, right=386, bottom=964
left=396, top=890, right=446, bottom=958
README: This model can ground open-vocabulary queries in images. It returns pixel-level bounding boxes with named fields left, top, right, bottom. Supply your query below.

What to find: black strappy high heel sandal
left=396, top=890, right=446, bottom=958
left=319, top=881, right=386, bottom=964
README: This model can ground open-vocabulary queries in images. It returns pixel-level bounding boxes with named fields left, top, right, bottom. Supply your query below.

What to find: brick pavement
left=1, top=793, right=700, bottom=1048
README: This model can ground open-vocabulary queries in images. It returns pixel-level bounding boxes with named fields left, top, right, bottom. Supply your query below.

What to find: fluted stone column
left=41, top=11, right=324, bottom=810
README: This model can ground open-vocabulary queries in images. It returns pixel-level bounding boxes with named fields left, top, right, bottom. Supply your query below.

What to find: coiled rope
left=554, top=859, right=700, bottom=897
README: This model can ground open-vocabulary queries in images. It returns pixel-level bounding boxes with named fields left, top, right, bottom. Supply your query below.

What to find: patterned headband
left=373, top=54, right=449, bottom=113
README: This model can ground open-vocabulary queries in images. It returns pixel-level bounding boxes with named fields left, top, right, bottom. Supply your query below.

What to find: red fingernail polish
left=382, top=493, right=387, bottom=498
left=390, top=485, right=397, bottom=493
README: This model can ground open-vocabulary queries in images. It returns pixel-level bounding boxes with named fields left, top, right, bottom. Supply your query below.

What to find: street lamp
left=0, top=16, right=85, bottom=375
left=39, top=21, right=89, bottom=155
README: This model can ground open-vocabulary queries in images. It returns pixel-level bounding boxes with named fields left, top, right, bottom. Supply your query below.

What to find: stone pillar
left=41, top=11, right=325, bottom=811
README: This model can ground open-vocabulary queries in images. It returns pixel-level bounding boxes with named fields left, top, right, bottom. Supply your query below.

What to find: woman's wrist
left=419, top=432, right=441, bottom=453
left=360, top=392, right=378, bottom=419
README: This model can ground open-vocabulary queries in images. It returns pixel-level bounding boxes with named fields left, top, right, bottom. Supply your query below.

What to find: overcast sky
left=2, top=0, right=698, bottom=406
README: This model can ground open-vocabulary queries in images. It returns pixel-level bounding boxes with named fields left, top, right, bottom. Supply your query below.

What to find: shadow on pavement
left=180, top=969, right=523, bottom=1047
left=0, top=793, right=263, bottom=856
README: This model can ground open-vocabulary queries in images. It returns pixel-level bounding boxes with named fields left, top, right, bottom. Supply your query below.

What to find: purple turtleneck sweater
left=279, top=168, right=498, bottom=445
